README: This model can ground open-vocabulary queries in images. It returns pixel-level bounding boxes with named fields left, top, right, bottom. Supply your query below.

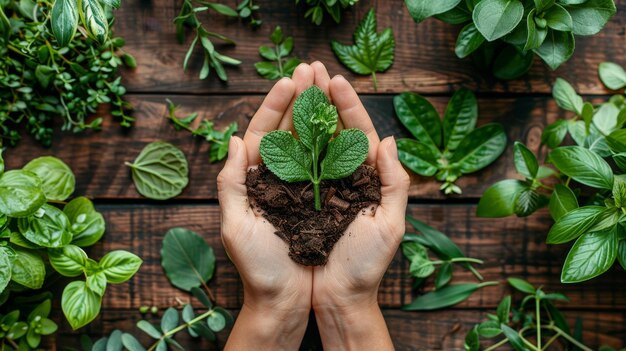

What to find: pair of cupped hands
left=217, top=62, right=409, bottom=350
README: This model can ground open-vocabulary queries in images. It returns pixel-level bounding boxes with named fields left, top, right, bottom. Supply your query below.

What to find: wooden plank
left=84, top=204, right=626, bottom=311
left=114, top=0, right=626, bottom=94
left=5, top=94, right=577, bottom=200
left=53, top=309, right=626, bottom=350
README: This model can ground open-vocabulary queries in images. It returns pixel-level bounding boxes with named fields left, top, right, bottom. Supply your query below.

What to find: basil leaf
left=473, top=0, right=524, bottom=41
left=127, top=142, right=189, bottom=200
left=259, top=130, right=312, bottom=182
left=64, top=197, right=105, bottom=247
left=404, top=0, right=462, bottom=23
left=477, top=180, right=526, bottom=217
left=11, top=247, right=45, bottom=289
left=549, top=184, right=579, bottom=221
left=48, top=245, right=88, bottom=277
left=397, top=139, right=439, bottom=176
left=292, top=85, right=329, bottom=150
left=549, top=146, right=614, bottom=189
left=51, top=0, right=78, bottom=47
left=618, top=240, right=626, bottom=270
left=403, top=283, right=493, bottom=310
left=544, top=4, right=573, bottom=31
left=593, top=103, right=619, bottom=135
left=564, top=0, right=616, bottom=36
left=86, top=271, right=107, bottom=296
left=598, top=62, right=626, bottom=90
left=541, top=119, right=569, bottom=148
left=18, top=204, right=72, bottom=248
left=23, top=156, right=75, bottom=201
left=81, top=0, right=108, bottom=42
left=161, top=228, right=215, bottom=291
left=62, top=280, right=102, bottom=330
left=534, top=29, right=575, bottom=70
left=561, top=227, right=618, bottom=283
left=321, top=129, right=369, bottom=180
left=449, top=124, right=507, bottom=173
left=99, top=250, right=142, bottom=284
left=524, top=9, right=548, bottom=51
left=552, top=78, right=583, bottom=114
left=514, top=188, right=548, bottom=217
left=0, top=170, right=46, bottom=218
left=607, top=129, right=626, bottom=153
left=393, top=92, right=442, bottom=153
left=496, top=295, right=511, bottom=324
left=614, top=152, right=626, bottom=173
left=513, top=142, right=538, bottom=179
left=547, top=206, right=605, bottom=244
left=0, top=247, right=12, bottom=293
left=443, top=88, right=478, bottom=152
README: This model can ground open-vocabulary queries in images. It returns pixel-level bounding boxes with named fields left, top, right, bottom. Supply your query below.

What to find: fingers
left=244, top=77, right=295, bottom=165
left=311, top=61, right=331, bottom=96
left=376, top=137, right=410, bottom=237
left=278, top=63, right=315, bottom=131
left=217, top=136, right=254, bottom=219
left=329, top=75, right=379, bottom=164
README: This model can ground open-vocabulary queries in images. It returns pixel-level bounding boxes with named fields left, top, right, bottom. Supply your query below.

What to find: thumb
left=376, top=136, right=410, bottom=223
left=217, top=136, right=251, bottom=215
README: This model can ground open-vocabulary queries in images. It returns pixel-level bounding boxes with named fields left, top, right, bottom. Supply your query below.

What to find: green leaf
left=161, top=307, right=179, bottom=333
left=404, top=0, right=462, bottom=23
left=18, top=204, right=72, bottom=248
left=501, top=324, right=530, bottom=351
left=492, top=45, right=534, bottom=80
left=49, top=245, right=88, bottom=277
left=331, top=9, right=395, bottom=89
left=496, top=295, right=511, bottom=324
left=542, top=119, right=569, bottom=148
left=435, top=5, right=472, bottom=24
left=191, top=286, right=213, bottom=308
left=514, top=188, right=548, bottom=217
left=397, top=139, right=439, bottom=176
left=617, top=240, right=626, bottom=270
left=403, top=283, right=492, bottom=310
left=549, top=184, right=579, bottom=221
left=320, top=129, right=369, bottom=180
left=547, top=206, right=605, bottom=244
left=449, top=124, right=507, bottom=174
left=137, top=320, right=162, bottom=339
left=561, top=227, right=618, bottom=283
left=86, top=271, right=107, bottom=296
left=51, top=0, right=78, bottom=47
left=593, top=103, right=619, bottom=135
left=206, top=2, right=238, bottom=16
left=534, top=0, right=555, bottom=12
left=0, top=247, right=12, bottom=293
left=0, top=170, right=46, bottom=218
left=544, top=4, right=574, bottom=31
left=513, top=142, right=538, bottom=179
left=161, top=227, right=215, bottom=291
left=598, top=62, right=626, bottom=90
left=477, top=320, right=502, bottom=338
left=99, top=250, right=142, bottom=284
left=443, top=88, right=478, bottom=152
left=534, top=29, right=575, bottom=70
left=435, top=262, right=452, bottom=289
left=62, top=280, right=102, bottom=329
left=613, top=176, right=626, bottom=208
left=99, top=0, right=120, bottom=8
left=472, top=0, right=524, bottom=41
left=524, top=9, right=548, bottom=51
left=81, top=0, right=109, bottom=42
left=552, top=78, right=583, bottom=114
left=127, top=142, right=189, bottom=200
left=507, top=277, right=535, bottom=294
left=564, top=0, right=616, bottom=36
left=64, top=197, right=106, bottom=247
left=465, top=326, right=479, bottom=350
left=455, top=23, right=485, bottom=59
left=409, top=254, right=435, bottom=278
left=259, top=130, right=312, bottom=182
left=477, top=180, right=527, bottom=217
left=394, top=92, right=442, bottom=152
left=292, top=86, right=330, bottom=150
left=549, top=146, right=613, bottom=189
left=121, top=333, right=146, bottom=351
left=207, top=312, right=226, bottom=332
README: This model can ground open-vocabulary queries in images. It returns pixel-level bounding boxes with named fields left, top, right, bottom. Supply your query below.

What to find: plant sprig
left=254, top=26, right=301, bottom=80
left=237, top=0, right=262, bottom=28
left=296, top=0, right=359, bottom=25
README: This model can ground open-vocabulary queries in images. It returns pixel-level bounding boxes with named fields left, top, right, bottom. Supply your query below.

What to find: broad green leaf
left=191, top=287, right=213, bottom=308
left=549, top=184, right=579, bottom=220
left=449, top=124, right=507, bottom=174
left=598, top=62, right=626, bottom=90
left=259, top=130, right=312, bottom=182
left=99, top=250, right=142, bottom=284
left=443, top=88, right=478, bottom=151
left=547, top=206, right=605, bottom=244
left=544, top=4, right=573, bottom=31
left=587, top=207, right=620, bottom=233
left=524, top=9, right=547, bottom=51
left=394, top=92, right=442, bottom=152
left=552, top=78, right=583, bottom=114
left=561, top=227, right=617, bottom=283
left=205, top=2, right=238, bottom=16
left=501, top=324, right=530, bottom=351
left=564, top=0, right=616, bottom=36
left=492, top=45, right=534, bottom=80
left=207, top=312, right=226, bottom=332
left=161, top=308, right=179, bottom=333
left=11, top=247, right=45, bottom=289
left=477, top=320, right=502, bottom=338
left=137, top=320, right=162, bottom=338
left=0, top=170, right=46, bottom=218
left=514, top=188, right=548, bottom=217
left=513, top=142, right=538, bottom=179
left=465, top=326, right=480, bottom=350
left=292, top=85, right=330, bottom=150
left=542, top=119, right=568, bottom=148
left=161, top=227, right=215, bottom=291
left=51, top=0, right=78, bottom=47
left=64, top=197, right=105, bottom=247
left=254, top=62, right=282, bottom=80
left=534, top=0, right=555, bottom=12
left=618, top=240, right=626, bottom=270
left=127, top=142, right=189, bottom=200
left=435, top=5, right=472, bottom=24
left=396, top=139, right=439, bottom=176
left=404, top=0, right=462, bottom=23
left=321, top=129, right=369, bottom=180
left=18, top=204, right=72, bottom=248
left=48, top=245, right=88, bottom=277
left=549, top=146, right=613, bottom=189
left=593, top=103, right=619, bottom=135
left=534, top=30, right=575, bottom=70
left=473, top=0, right=524, bottom=41
left=23, top=157, right=75, bottom=201
left=614, top=152, right=626, bottom=172
left=62, top=280, right=101, bottom=330
left=607, top=129, right=626, bottom=153
left=455, top=23, right=485, bottom=59
left=409, top=254, right=435, bottom=278
left=496, top=295, right=511, bottom=324
left=86, top=271, right=107, bottom=296
left=0, top=247, right=12, bottom=293
left=121, top=333, right=146, bottom=351
left=613, top=176, right=626, bottom=208
left=403, top=283, right=493, bottom=310
left=81, top=0, right=108, bottom=42
left=477, top=180, right=526, bottom=217
left=507, top=277, right=535, bottom=294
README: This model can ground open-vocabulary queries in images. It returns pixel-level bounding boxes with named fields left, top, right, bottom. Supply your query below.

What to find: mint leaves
left=331, top=9, right=395, bottom=90
left=259, top=85, right=369, bottom=211
left=255, top=26, right=302, bottom=80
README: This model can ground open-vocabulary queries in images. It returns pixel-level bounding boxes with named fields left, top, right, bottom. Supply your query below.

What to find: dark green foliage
left=0, top=299, right=58, bottom=350
left=237, top=0, right=262, bottom=28
left=296, top=0, right=359, bottom=25
left=255, top=26, right=302, bottom=80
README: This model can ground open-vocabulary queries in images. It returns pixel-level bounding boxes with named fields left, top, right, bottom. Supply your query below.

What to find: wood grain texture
left=114, top=0, right=626, bottom=94
left=4, top=94, right=582, bottom=200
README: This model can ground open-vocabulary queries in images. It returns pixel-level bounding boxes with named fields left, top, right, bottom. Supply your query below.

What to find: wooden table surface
left=7, top=0, right=626, bottom=349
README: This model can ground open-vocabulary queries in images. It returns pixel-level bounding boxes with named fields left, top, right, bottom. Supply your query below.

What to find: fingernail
left=228, top=136, right=239, bottom=161
left=333, top=74, right=345, bottom=80
left=386, top=136, right=398, bottom=160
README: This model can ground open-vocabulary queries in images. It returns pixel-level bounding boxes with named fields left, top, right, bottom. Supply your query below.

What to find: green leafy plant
left=0, top=299, right=57, bottom=350
left=50, top=0, right=120, bottom=46
left=296, top=0, right=358, bottom=25
left=94, top=228, right=233, bottom=350
left=259, top=85, right=369, bottom=211
left=331, top=9, right=395, bottom=90
left=477, top=62, right=626, bottom=283
left=165, top=99, right=237, bottom=163
left=237, top=0, right=262, bottom=28
left=0, top=153, right=142, bottom=331
left=394, top=89, right=507, bottom=194
left=0, top=2, right=134, bottom=146
left=175, top=0, right=242, bottom=81
left=465, top=278, right=592, bottom=351
left=404, top=0, right=617, bottom=79
left=402, top=216, right=496, bottom=311
left=125, top=142, right=190, bottom=200
left=254, top=26, right=302, bottom=80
